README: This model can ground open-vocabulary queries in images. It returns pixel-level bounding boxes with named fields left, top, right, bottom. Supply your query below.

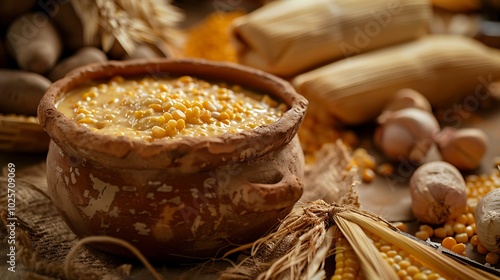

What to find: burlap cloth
left=0, top=142, right=354, bottom=279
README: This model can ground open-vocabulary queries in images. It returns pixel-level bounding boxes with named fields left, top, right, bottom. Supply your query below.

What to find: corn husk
left=222, top=199, right=500, bottom=280
left=293, top=35, right=500, bottom=125
left=231, top=0, right=431, bottom=76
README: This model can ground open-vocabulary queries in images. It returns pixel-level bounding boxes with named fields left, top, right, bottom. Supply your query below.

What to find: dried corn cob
left=293, top=35, right=500, bottom=125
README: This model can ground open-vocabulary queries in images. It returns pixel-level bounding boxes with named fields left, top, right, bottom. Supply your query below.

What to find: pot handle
left=232, top=170, right=303, bottom=212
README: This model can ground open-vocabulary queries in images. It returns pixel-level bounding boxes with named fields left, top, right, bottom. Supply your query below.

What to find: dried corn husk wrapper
left=230, top=0, right=431, bottom=76
left=293, top=35, right=500, bottom=125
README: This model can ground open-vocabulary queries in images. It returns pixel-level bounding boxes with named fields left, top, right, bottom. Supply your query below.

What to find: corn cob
left=336, top=209, right=499, bottom=280
left=293, top=35, right=500, bottom=125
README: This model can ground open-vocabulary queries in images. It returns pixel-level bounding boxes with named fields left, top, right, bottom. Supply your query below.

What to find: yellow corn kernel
left=77, top=118, right=94, bottom=124
left=172, top=110, right=186, bottom=120
left=419, top=225, right=434, bottom=238
left=186, top=116, right=201, bottom=125
left=134, top=110, right=145, bottom=119
left=203, top=100, right=217, bottom=111
left=415, top=230, right=429, bottom=240
left=174, top=102, right=187, bottom=112
left=219, top=112, right=230, bottom=120
left=110, top=75, right=125, bottom=84
left=234, top=114, right=243, bottom=122
left=434, top=227, right=447, bottom=239
left=464, top=225, right=474, bottom=237
left=413, top=272, right=429, bottom=280
left=453, top=223, right=466, bottom=234
left=361, top=168, right=376, bottom=183
left=156, top=116, right=166, bottom=123
left=176, top=119, right=186, bottom=130
left=470, top=235, right=480, bottom=246
left=149, top=103, right=163, bottom=112
left=192, top=101, right=203, bottom=109
left=76, top=108, right=92, bottom=114
left=167, top=128, right=177, bottom=137
left=477, top=242, right=489, bottom=254
left=166, top=119, right=177, bottom=130
left=163, top=112, right=173, bottom=121
left=444, top=223, right=454, bottom=236
left=455, top=233, right=469, bottom=244
left=485, top=252, right=499, bottom=265
left=233, top=102, right=245, bottom=113
left=191, top=106, right=201, bottom=117
left=406, top=265, right=420, bottom=276
left=178, top=76, right=193, bottom=83
left=151, top=126, right=167, bottom=138
left=377, top=163, right=394, bottom=176
left=200, top=110, right=212, bottom=123
left=392, top=222, right=406, bottom=232
left=451, top=243, right=467, bottom=255
left=442, top=237, right=457, bottom=250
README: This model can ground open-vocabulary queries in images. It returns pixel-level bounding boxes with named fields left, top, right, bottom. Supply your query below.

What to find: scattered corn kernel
left=377, top=163, right=394, bottom=176
left=470, top=235, right=480, bottom=246
left=442, top=237, right=457, bottom=250
left=419, top=225, right=434, bottom=238
left=451, top=243, right=467, bottom=255
left=455, top=233, right=469, bottom=244
left=485, top=252, right=499, bottom=265
left=392, top=222, right=406, bottom=232
left=477, top=242, right=489, bottom=254
left=434, top=227, right=447, bottom=239
left=415, top=230, right=430, bottom=241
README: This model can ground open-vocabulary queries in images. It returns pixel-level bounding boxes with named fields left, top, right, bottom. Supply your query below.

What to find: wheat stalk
left=70, top=0, right=183, bottom=54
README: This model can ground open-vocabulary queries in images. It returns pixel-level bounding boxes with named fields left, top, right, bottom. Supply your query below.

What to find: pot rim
left=38, top=58, right=308, bottom=169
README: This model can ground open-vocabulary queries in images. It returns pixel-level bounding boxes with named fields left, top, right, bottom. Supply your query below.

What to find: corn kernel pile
left=409, top=169, right=500, bottom=266
left=57, top=75, right=287, bottom=141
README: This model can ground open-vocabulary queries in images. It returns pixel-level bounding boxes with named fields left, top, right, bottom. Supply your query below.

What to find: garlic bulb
left=475, top=188, right=500, bottom=253
left=374, top=108, right=440, bottom=163
left=410, top=161, right=467, bottom=225
left=383, top=88, right=432, bottom=113
left=435, top=127, right=488, bottom=170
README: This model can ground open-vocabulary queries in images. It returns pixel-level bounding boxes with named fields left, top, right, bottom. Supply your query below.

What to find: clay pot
left=38, top=59, right=308, bottom=261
